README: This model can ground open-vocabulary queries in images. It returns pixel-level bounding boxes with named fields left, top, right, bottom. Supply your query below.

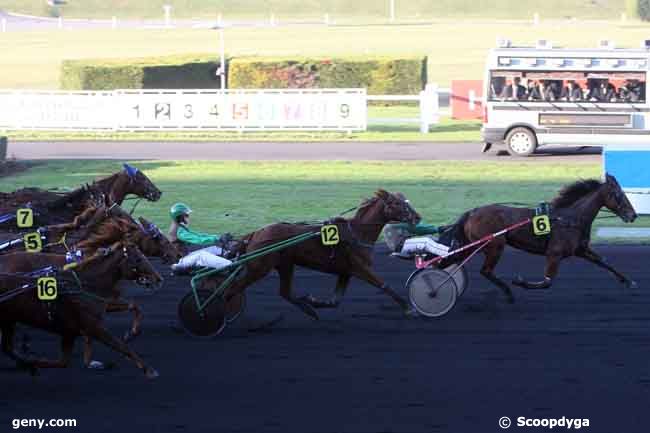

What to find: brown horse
left=0, top=205, right=181, bottom=265
left=0, top=241, right=163, bottom=378
left=0, top=164, right=161, bottom=229
left=216, top=190, right=421, bottom=320
left=444, top=174, right=637, bottom=303
left=0, top=207, right=181, bottom=361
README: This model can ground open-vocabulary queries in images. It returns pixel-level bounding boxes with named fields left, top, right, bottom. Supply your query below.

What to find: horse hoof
left=299, top=303, right=319, bottom=321
left=404, top=306, right=419, bottom=317
left=145, top=368, right=160, bottom=379
left=87, top=360, right=105, bottom=370
left=627, top=280, right=638, bottom=289
left=512, top=276, right=525, bottom=287
left=123, top=330, right=140, bottom=343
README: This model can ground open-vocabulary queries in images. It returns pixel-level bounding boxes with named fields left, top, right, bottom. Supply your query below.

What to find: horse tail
left=453, top=210, right=472, bottom=247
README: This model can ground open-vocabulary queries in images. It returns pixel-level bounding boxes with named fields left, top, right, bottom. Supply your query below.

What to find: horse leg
left=348, top=258, right=414, bottom=315
left=82, top=319, right=158, bottom=379
left=1, top=324, right=74, bottom=373
left=479, top=242, right=515, bottom=303
left=512, top=252, right=561, bottom=290
left=104, top=299, right=143, bottom=342
left=301, top=274, right=351, bottom=309
left=1, top=323, right=37, bottom=375
left=577, top=247, right=637, bottom=289
left=276, top=263, right=319, bottom=320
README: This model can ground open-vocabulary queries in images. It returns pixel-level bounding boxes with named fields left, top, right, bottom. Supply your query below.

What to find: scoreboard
left=0, top=89, right=367, bottom=132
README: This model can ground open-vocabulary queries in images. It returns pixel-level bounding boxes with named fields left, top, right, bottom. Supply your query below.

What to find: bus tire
left=505, top=127, right=537, bottom=156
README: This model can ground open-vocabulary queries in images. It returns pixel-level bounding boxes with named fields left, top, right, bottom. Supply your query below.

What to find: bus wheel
left=505, top=127, right=537, bottom=156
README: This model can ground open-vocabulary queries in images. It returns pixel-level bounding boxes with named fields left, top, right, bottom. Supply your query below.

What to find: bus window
left=488, top=70, right=646, bottom=103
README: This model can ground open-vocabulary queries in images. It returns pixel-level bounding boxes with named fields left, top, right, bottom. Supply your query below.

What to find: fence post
left=1, top=18, right=6, bottom=33
left=0, top=136, right=7, bottom=161
left=163, top=5, right=172, bottom=27
left=420, top=83, right=439, bottom=133
left=111, top=16, right=117, bottom=29
left=57, top=16, right=63, bottom=29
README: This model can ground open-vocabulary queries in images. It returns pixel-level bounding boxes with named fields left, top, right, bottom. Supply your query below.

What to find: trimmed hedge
left=228, top=56, right=427, bottom=94
left=60, top=54, right=426, bottom=94
left=639, top=0, right=650, bottom=20
left=60, top=54, right=225, bottom=90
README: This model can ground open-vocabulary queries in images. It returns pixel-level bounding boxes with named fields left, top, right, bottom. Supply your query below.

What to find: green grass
left=2, top=21, right=650, bottom=90
left=5, top=113, right=482, bottom=142
left=0, top=160, right=645, bottom=242
left=0, top=0, right=630, bottom=20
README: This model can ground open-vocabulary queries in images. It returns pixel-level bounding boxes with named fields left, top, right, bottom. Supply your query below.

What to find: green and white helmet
left=170, top=203, right=192, bottom=220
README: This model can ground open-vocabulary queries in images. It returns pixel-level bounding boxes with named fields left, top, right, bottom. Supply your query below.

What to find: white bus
left=481, top=40, right=650, bottom=156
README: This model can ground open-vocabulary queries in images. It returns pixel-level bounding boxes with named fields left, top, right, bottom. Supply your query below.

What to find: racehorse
left=0, top=241, right=162, bottom=378
left=0, top=164, right=161, bottom=229
left=218, top=190, right=421, bottom=320
left=0, top=207, right=180, bottom=364
left=0, top=206, right=182, bottom=265
left=443, top=174, right=637, bottom=302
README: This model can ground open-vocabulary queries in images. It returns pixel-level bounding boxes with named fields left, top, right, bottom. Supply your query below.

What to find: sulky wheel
left=226, top=293, right=247, bottom=323
left=177, top=289, right=226, bottom=337
left=407, top=268, right=458, bottom=318
left=443, top=263, right=469, bottom=296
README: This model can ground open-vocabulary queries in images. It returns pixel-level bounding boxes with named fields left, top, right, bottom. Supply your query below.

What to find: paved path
left=10, top=140, right=601, bottom=162
left=2, top=245, right=648, bottom=433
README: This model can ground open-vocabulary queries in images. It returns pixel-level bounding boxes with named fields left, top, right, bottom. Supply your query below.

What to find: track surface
left=10, top=141, right=601, bottom=162
left=2, top=245, right=649, bottom=433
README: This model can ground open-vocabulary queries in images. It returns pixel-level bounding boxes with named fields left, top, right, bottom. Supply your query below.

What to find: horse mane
left=47, top=184, right=91, bottom=209
left=48, top=172, right=120, bottom=209
left=358, top=190, right=388, bottom=210
left=551, top=179, right=603, bottom=209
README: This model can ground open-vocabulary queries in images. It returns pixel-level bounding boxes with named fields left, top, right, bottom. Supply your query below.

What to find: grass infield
left=0, top=160, right=645, bottom=242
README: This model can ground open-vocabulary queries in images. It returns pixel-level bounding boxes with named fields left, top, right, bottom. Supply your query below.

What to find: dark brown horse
left=217, top=190, right=421, bottom=320
left=445, top=174, right=637, bottom=303
left=0, top=241, right=163, bottom=378
left=0, top=164, right=161, bottom=230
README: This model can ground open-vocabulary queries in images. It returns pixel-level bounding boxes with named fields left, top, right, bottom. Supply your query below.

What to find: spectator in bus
left=618, top=80, right=643, bottom=102
left=560, top=80, right=583, bottom=101
left=588, top=80, right=616, bottom=102
left=528, top=80, right=555, bottom=101
left=499, top=77, right=527, bottom=100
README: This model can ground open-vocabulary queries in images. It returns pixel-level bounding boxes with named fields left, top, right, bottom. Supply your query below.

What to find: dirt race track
left=2, top=245, right=650, bottom=433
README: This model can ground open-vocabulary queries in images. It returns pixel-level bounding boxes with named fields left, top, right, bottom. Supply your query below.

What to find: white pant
left=401, top=237, right=450, bottom=257
left=175, top=246, right=232, bottom=270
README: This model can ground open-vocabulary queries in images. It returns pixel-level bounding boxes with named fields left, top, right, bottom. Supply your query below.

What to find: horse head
left=136, top=216, right=183, bottom=264
left=121, top=164, right=162, bottom=202
left=118, top=241, right=164, bottom=288
left=604, top=173, right=637, bottom=223
left=375, top=189, right=421, bottom=225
